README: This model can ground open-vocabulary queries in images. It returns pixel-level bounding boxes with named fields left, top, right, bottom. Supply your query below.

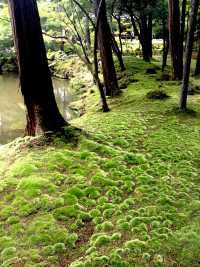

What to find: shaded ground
left=0, top=57, right=200, bottom=267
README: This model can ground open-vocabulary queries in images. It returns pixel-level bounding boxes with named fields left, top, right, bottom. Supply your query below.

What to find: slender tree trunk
left=147, top=14, right=153, bottom=58
left=8, top=0, right=66, bottom=136
left=130, top=14, right=151, bottom=62
left=94, top=0, right=119, bottom=96
left=180, top=0, right=187, bottom=57
left=180, top=0, right=199, bottom=111
left=195, top=21, right=200, bottom=76
left=116, top=16, right=123, bottom=55
left=168, top=0, right=183, bottom=80
left=111, top=35, right=126, bottom=71
left=85, top=16, right=91, bottom=51
left=162, top=20, right=169, bottom=72
left=195, top=42, right=200, bottom=75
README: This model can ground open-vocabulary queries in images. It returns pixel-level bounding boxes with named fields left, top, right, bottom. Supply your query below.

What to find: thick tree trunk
left=180, top=0, right=199, bottom=111
left=130, top=14, right=151, bottom=62
left=8, top=0, right=66, bottom=136
left=168, top=0, right=183, bottom=80
left=95, top=0, right=119, bottom=96
left=93, top=4, right=110, bottom=112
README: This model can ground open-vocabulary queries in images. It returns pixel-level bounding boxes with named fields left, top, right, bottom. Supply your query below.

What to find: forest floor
left=0, top=57, right=200, bottom=267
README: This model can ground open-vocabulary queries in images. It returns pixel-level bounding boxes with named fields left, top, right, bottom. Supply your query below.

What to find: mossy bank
left=0, top=57, right=200, bottom=267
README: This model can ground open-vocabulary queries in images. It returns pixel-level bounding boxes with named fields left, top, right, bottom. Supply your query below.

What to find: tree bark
left=147, top=14, right=153, bottom=58
left=162, top=19, right=169, bottom=72
left=116, top=15, right=123, bottom=55
left=180, top=0, right=187, bottom=57
left=180, top=0, right=200, bottom=111
left=84, top=16, right=91, bottom=51
left=195, top=42, right=200, bottom=75
left=168, top=0, right=183, bottom=80
left=195, top=19, right=200, bottom=76
left=111, top=35, right=126, bottom=71
left=94, top=0, right=119, bottom=96
left=8, top=0, right=66, bottom=136
left=130, top=14, right=151, bottom=62
left=93, top=0, right=110, bottom=112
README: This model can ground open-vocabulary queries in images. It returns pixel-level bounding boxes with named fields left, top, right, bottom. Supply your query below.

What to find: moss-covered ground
left=0, top=57, right=200, bottom=267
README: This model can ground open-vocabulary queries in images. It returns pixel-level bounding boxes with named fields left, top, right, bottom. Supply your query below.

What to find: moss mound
left=146, top=90, right=169, bottom=100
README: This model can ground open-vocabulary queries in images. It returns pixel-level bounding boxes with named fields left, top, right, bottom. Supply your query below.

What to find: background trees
left=0, top=0, right=199, bottom=136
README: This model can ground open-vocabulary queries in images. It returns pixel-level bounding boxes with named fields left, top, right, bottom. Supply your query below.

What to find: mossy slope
left=0, top=57, right=200, bottom=267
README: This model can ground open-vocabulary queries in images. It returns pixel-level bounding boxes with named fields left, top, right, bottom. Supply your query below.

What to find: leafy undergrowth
left=0, top=57, right=200, bottom=267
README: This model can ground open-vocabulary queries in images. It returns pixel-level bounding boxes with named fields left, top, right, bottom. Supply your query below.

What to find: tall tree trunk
left=84, top=16, right=91, bottom=51
left=140, top=14, right=152, bottom=62
left=180, top=0, right=199, bottom=111
left=147, top=14, right=153, bottom=58
left=95, top=0, right=119, bottom=96
left=180, top=0, right=187, bottom=57
left=116, top=15, right=123, bottom=55
left=162, top=19, right=169, bottom=72
left=8, top=0, right=66, bottom=136
left=168, top=0, right=183, bottom=80
left=195, top=42, right=200, bottom=75
left=130, top=14, right=151, bottom=62
left=111, top=35, right=126, bottom=71
left=195, top=19, right=200, bottom=76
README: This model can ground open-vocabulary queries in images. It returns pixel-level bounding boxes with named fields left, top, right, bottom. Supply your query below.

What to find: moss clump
left=146, top=68, right=157, bottom=74
left=125, top=239, right=146, bottom=251
left=53, top=206, right=78, bottom=220
left=146, top=90, right=169, bottom=100
left=93, top=234, right=111, bottom=247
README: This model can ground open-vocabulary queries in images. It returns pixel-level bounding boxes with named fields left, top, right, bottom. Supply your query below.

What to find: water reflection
left=0, top=74, right=76, bottom=145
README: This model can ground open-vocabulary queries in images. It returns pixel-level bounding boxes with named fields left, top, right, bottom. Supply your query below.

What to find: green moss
left=53, top=206, right=78, bottom=220
left=0, top=56, right=200, bottom=266
left=93, top=234, right=111, bottom=247
left=125, top=239, right=146, bottom=251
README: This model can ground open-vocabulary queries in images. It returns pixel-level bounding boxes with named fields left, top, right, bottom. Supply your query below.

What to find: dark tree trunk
left=93, top=3, right=110, bottom=112
left=195, top=43, right=200, bottom=75
left=140, top=14, right=152, bottom=61
left=180, top=0, right=199, bottom=111
left=95, top=0, right=119, bottom=96
left=195, top=20, right=200, bottom=76
left=111, top=35, right=126, bottom=71
left=162, top=19, right=169, bottom=72
left=168, top=0, right=183, bottom=80
left=0, top=66, right=2, bottom=75
left=147, top=14, right=153, bottom=58
left=8, top=0, right=66, bottom=136
left=180, top=0, right=187, bottom=57
left=85, top=16, right=91, bottom=51
left=130, top=14, right=151, bottom=62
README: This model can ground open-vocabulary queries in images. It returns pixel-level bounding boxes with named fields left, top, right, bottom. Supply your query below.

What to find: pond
left=0, top=74, right=76, bottom=145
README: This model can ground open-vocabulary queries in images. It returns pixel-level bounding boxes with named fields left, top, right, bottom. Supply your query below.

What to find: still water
left=0, top=74, right=76, bottom=145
